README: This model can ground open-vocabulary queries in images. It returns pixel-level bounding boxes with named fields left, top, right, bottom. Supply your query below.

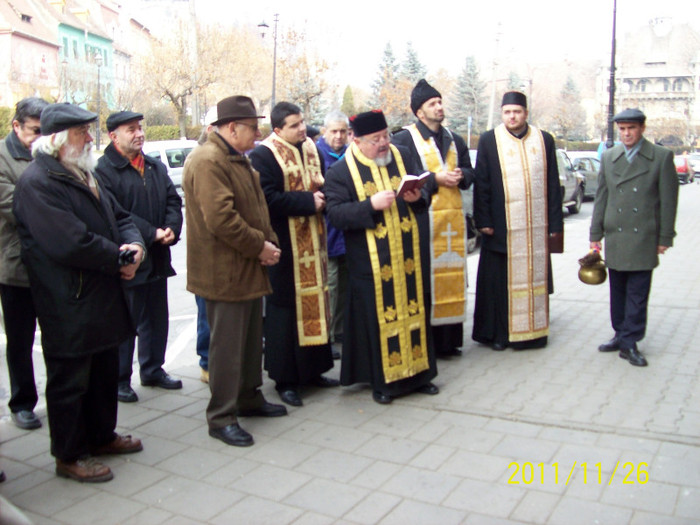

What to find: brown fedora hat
left=211, top=96, right=264, bottom=125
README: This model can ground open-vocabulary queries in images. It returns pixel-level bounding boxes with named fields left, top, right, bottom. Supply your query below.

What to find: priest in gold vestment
left=472, top=92, right=563, bottom=351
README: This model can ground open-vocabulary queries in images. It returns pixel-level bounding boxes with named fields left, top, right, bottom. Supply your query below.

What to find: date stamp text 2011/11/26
left=507, top=461, right=649, bottom=485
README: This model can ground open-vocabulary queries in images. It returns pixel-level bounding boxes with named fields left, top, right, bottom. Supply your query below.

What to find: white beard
left=375, top=149, right=393, bottom=167
left=63, top=142, right=96, bottom=173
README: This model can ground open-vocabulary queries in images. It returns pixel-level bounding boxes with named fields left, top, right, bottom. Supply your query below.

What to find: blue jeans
left=195, top=295, right=210, bottom=370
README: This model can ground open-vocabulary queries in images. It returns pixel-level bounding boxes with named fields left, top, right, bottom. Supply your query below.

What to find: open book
left=396, top=171, right=430, bottom=198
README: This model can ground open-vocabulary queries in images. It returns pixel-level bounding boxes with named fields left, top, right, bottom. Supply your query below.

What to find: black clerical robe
left=325, top=143, right=437, bottom=396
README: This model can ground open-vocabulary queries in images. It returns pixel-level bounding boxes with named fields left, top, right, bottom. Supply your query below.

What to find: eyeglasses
left=236, top=122, right=259, bottom=132
left=22, top=124, right=41, bottom=135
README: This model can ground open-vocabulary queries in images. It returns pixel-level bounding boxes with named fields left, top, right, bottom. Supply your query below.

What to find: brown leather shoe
left=56, top=458, right=113, bottom=483
left=94, top=434, right=143, bottom=455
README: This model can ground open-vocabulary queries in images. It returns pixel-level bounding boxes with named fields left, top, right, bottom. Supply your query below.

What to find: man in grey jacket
left=590, top=108, right=679, bottom=367
left=0, top=97, right=48, bottom=430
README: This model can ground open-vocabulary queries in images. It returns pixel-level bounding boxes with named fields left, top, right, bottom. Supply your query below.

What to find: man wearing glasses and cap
left=95, top=111, right=183, bottom=403
left=590, top=108, right=678, bottom=367
left=13, top=103, right=146, bottom=482
left=0, top=97, right=48, bottom=431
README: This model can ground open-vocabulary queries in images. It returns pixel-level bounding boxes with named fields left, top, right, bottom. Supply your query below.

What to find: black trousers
left=0, top=284, right=38, bottom=413
left=119, top=278, right=169, bottom=384
left=608, top=269, right=653, bottom=349
left=44, top=347, right=119, bottom=461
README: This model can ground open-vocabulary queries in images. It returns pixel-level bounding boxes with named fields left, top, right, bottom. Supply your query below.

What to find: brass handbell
left=578, top=249, right=607, bottom=285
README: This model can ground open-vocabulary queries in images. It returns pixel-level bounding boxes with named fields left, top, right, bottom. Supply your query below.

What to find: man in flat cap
left=250, top=102, right=337, bottom=408
left=183, top=95, right=287, bottom=448
left=0, top=97, right=48, bottom=431
left=590, top=108, right=678, bottom=367
left=95, top=111, right=183, bottom=402
left=392, top=79, right=474, bottom=358
left=13, top=103, right=145, bottom=482
left=472, top=91, right=563, bottom=351
left=325, top=109, right=439, bottom=404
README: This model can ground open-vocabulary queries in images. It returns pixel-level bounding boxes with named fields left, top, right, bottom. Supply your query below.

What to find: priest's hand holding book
left=396, top=171, right=430, bottom=199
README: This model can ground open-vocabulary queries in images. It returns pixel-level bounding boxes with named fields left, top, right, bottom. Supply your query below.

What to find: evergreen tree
left=341, top=85, right=356, bottom=117
left=448, top=56, right=487, bottom=135
left=370, top=43, right=412, bottom=129
left=552, top=76, right=588, bottom=141
left=401, top=42, right=427, bottom=84
left=370, top=43, right=399, bottom=107
left=506, top=71, right=522, bottom=91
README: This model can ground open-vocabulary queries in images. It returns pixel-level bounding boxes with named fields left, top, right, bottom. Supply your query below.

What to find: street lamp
left=94, top=50, right=103, bottom=151
left=606, top=0, right=618, bottom=148
left=258, top=13, right=279, bottom=109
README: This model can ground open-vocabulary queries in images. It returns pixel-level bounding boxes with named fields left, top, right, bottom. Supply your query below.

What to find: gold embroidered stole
left=345, top=143, right=429, bottom=383
left=405, top=124, right=467, bottom=326
left=262, top=135, right=330, bottom=346
left=494, top=124, right=549, bottom=341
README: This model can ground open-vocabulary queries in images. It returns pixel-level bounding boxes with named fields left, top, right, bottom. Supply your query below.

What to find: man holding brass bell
left=590, top=108, right=679, bottom=367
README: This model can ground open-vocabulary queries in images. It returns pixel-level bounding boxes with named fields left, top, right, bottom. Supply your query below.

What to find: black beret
left=40, top=103, right=97, bottom=136
left=410, top=79, right=441, bottom=115
left=350, top=110, right=388, bottom=137
left=106, top=111, right=144, bottom=132
left=501, top=91, right=527, bottom=108
left=612, top=108, right=646, bottom=124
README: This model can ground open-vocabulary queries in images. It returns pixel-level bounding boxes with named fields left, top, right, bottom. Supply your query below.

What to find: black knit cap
left=501, top=91, right=527, bottom=108
left=350, top=110, right=388, bottom=137
left=612, top=108, right=646, bottom=124
left=40, top=103, right=97, bottom=136
left=410, top=79, right=441, bottom=115
left=106, top=111, right=143, bottom=132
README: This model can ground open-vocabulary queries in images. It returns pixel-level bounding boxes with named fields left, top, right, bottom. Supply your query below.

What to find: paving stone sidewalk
left=1, top=184, right=699, bottom=524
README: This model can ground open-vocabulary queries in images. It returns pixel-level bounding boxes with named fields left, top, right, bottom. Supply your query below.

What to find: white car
left=143, top=139, right=199, bottom=197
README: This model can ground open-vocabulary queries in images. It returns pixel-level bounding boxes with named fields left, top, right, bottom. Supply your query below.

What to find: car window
left=144, top=151, right=161, bottom=160
left=165, top=147, right=195, bottom=168
left=591, top=158, right=600, bottom=171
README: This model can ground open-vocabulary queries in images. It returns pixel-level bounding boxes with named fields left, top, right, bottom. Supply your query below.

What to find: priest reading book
left=396, top=171, right=430, bottom=198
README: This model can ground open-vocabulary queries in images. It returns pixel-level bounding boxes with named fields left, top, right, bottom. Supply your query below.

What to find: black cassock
left=324, top=145, right=437, bottom=397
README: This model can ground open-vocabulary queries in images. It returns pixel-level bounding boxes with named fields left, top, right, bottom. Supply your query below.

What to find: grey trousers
left=205, top=298, right=265, bottom=429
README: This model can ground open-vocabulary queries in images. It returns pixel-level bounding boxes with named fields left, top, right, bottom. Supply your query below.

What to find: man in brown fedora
left=183, top=95, right=287, bottom=447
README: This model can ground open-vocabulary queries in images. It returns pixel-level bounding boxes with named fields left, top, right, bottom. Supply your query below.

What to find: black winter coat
left=95, top=143, right=182, bottom=286
left=13, top=152, right=144, bottom=357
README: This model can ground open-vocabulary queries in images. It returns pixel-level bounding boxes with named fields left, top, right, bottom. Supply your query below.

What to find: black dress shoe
left=491, top=342, right=507, bottom=351
left=415, top=382, right=439, bottom=395
left=11, top=410, right=42, bottom=430
left=238, top=401, right=288, bottom=418
left=598, top=337, right=621, bottom=352
left=310, top=375, right=340, bottom=388
left=117, top=384, right=138, bottom=403
left=620, top=347, right=648, bottom=367
left=141, top=373, right=183, bottom=390
left=278, top=389, right=303, bottom=407
left=209, top=424, right=254, bottom=447
left=372, top=391, right=393, bottom=404
left=437, top=348, right=463, bottom=357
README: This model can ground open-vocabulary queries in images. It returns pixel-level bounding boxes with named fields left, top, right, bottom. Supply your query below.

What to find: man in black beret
left=324, top=110, right=439, bottom=404
left=472, top=92, right=563, bottom=351
left=13, top=103, right=146, bottom=482
left=392, top=79, right=474, bottom=359
left=590, top=108, right=678, bottom=366
left=96, top=111, right=183, bottom=401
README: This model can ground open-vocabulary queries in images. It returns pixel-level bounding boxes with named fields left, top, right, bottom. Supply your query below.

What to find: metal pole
left=606, top=0, right=617, bottom=148
left=272, top=13, right=278, bottom=109
left=96, top=59, right=101, bottom=150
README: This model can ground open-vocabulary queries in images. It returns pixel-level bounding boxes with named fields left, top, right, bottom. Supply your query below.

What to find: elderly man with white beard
left=13, top=103, right=146, bottom=483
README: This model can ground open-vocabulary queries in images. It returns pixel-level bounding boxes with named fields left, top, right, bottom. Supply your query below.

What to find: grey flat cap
left=40, top=103, right=97, bottom=136
left=106, top=111, right=143, bottom=132
left=612, top=108, right=646, bottom=124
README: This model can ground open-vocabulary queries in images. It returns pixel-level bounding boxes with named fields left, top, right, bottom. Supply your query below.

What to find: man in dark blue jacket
left=14, top=103, right=145, bottom=482
left=96, top=111, right=183, bottom=402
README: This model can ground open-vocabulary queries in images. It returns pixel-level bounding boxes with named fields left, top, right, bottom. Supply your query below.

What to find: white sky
left=140, top=0, right=700, bottom=91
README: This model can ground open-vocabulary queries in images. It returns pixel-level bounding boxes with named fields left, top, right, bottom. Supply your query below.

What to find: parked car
left=687, top=152, right=700, bottom=180
left=143, top=139, right=199, bottom=197
left=674, top=155, right=693, bottom=184
left=570, top=155, right=601, bottom=200
left=556, top=149, right=586, bottom=214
